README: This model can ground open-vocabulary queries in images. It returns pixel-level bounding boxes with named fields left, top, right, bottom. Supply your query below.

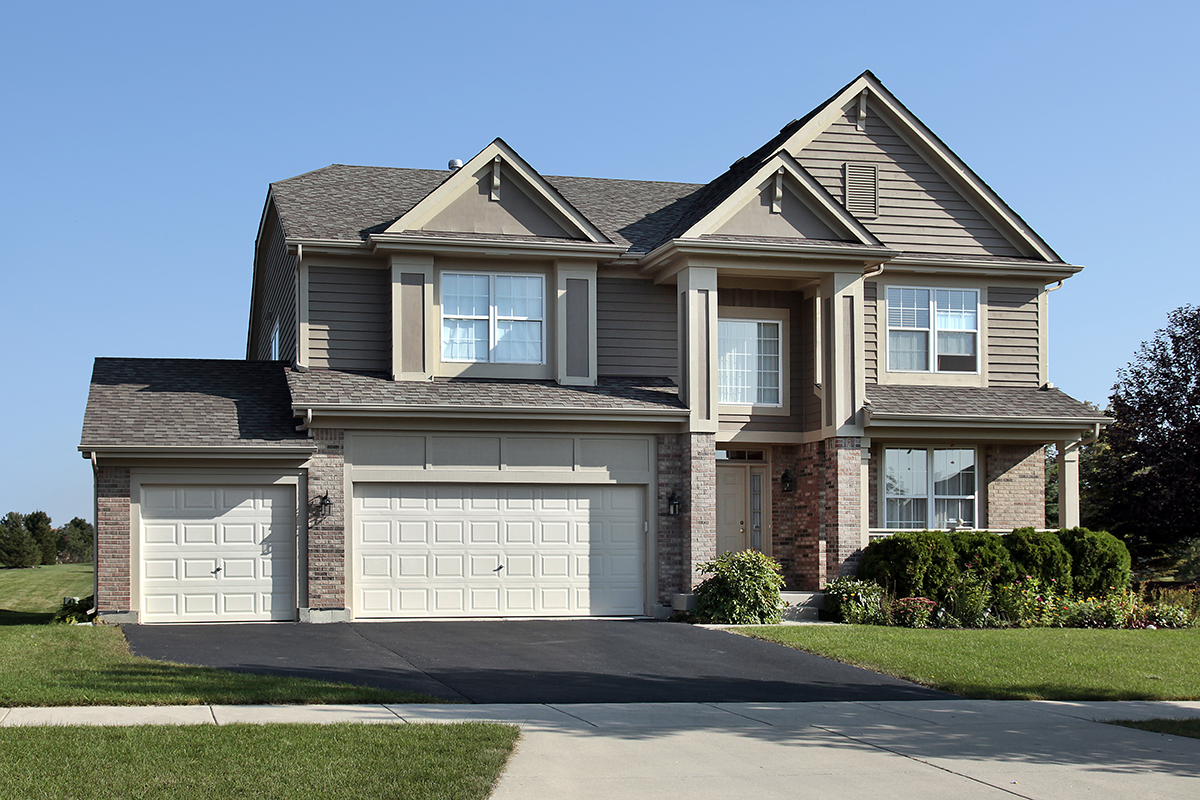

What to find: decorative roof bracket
left=857, top=89, right=869, bottom=132
left=490, top=155, right=502, bottom=201
left=772, top=168, right=785, bottom=214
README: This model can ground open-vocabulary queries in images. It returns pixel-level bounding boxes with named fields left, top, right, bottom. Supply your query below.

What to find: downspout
left=90, top=451, right=99, bottom=612
left=863, top=260, right=887, bottom=281
left=1045, top=279, right=1065, bottom=293
left=1065, top=422, right=1101, bottom=452
left=295, top=408, right=313, bottom=432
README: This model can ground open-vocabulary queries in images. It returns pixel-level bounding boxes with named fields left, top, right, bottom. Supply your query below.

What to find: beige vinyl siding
left=308, top=266, right=391, bottom=372
left=987, top=287, right=1041, bottom=387
left=796, top=104, right=1023, bottom=257
left=596, top=277, right=677, bottom=379
left=252, top=205, right=297, bottom=361
left=718, top=289, right=810, bottom=434
left=863, top=281, right=878, bottom=384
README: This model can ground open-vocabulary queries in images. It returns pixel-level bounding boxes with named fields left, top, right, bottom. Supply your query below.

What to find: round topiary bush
left=1058, top=527, right=1131, bottom=597
left=692, top=549, right=785, bottom=624
left=857, top=530, right=958, bottom=601
left=949, top=530, right=1016, bottom=584
left=1003, top=528, right=1072, bottom=594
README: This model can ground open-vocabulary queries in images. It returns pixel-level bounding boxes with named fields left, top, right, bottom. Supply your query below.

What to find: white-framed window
left=441, top=272, right=544, bottom=364
left=718, top=319, right=781, bottom=406
left=883, top=447, right=976, bottom=529
left=886, top=287, right=978, bottom=373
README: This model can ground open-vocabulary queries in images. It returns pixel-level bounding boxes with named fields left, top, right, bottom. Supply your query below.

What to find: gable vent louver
left=844, top=162, right=879, bottom=218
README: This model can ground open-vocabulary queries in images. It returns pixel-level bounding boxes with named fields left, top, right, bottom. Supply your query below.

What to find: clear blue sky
left=2, top=0, right=1196, bottom=526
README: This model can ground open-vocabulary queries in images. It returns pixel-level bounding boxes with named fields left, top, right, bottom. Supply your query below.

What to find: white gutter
left=1064, top=422, right=1103, bottom=451
left=294, top=404, right=689, bottom=424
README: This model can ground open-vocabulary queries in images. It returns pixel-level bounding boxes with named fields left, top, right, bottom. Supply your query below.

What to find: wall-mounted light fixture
left=310, top=492, right=334, bottom=518
left=780, top=469, right=796, bottom=493
left=667, top=490, right=682, bottom=517
left=320, top=492, right=333, bottom=514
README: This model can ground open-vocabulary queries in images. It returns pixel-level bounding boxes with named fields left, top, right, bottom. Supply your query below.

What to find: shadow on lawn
left=0, top=609, right=54, bottom=625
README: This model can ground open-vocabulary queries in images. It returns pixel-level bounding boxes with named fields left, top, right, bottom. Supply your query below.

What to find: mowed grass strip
left=1111, top=718, right=1200, bottom=739
left=0, top=722, right=518, bottom=800
left=738, top=626, right=1200, bottom=700
left=0, top=626, right=447, bottom=707
left=0, top=564, right=95, bottom=625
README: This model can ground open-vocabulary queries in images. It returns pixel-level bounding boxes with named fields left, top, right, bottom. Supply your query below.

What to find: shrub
left=53, top=595, right=95, bottom=624
left=891, top=597, right=936, bottom=628
left=949, top=531, right=1016, bottom=585
left=1058, top=527, right=1131, bottom=596
left=942, top=569, right=995, bottom=628
left=992, top=576, right=1068, bottom=627
left=857, top=530, right=959, bottom=601
left=823, top=577, right=887, bottom=625
left=692, top=550, right=784, bottom=624
left=1003, top=528, right=1072, bottom=595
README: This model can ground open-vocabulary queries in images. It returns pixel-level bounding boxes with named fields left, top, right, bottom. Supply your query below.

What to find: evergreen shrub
left=692, top=550, right=784, bottom=624
left=1058, top=527, right=1131, bottom=596
left=1003, top=528, right=1072, bottom=594
left=857, top=530, right=958, bottom=601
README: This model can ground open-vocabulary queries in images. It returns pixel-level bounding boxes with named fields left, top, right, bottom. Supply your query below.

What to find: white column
left=1057, top=443, right=1080, bottom=529
left=677, top=267, right=719, bottom=433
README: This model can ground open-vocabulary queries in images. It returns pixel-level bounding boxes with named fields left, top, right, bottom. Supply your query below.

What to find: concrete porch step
left=780, top=591, right=825, bottom=621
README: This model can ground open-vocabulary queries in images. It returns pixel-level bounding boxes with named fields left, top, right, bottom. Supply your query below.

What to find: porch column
left=1057, top=442, right=1080, bottom=529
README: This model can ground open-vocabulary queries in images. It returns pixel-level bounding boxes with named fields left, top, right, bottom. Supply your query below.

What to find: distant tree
left=1086, top=305, right=1200, bottom=558
left=0, top=511, right=40, bottom=568
left=1045, top=445, right=1059, bottom=528
left=57, top=517, right=94, bottom=563
left=24, top=510, right=56, bottom=565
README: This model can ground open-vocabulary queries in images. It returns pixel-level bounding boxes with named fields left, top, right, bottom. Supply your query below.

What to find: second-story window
left=441, top=273, right=544, bottom=364
left=718, top=319, right=781, bottom=406
left=886, top=287, right=978, bottom=373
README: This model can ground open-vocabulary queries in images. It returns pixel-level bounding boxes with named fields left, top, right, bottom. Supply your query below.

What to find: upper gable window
left=441, top=273, right=545, bottom=364
left=886, top=287, right=978, bottom=373
left=718, top=319, right=781, bottom=406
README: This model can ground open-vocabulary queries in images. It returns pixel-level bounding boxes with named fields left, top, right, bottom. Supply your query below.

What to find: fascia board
left=681, top=151, right=883, bottom=247
left=867, top=413, right=1108, bottom=428
left=285, top=238, right=372, bottom=255
left=884, top=255, right=1083, bottom=280
left=368, top=234, right=625, bottom=259
left=638, top=238, right=896, bottom=280
left=80, top=446, right=316, bottom=457
left=296, top=405, right=689, bottom=423
left=780, top=74, right=1062, bottom=263
left=384, top=139, right=610, bottom=244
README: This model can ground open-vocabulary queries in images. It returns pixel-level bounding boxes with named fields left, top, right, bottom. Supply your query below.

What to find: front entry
left=716, top=464, right=769, bottom=556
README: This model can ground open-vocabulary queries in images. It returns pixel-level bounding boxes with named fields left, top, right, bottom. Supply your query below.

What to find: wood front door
left=716, top=464, right=769, bottom=556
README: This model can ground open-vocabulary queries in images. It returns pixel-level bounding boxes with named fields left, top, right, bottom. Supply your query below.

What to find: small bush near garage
left=823, top=577, right=888, bottom=625
left=693, top=550, right=784, bottom=624
left=1003, top=528, right=1073, bottom=594
left=856, top=530, right=959, bottom=601
left=1058, top=527, right=1131, bottom=596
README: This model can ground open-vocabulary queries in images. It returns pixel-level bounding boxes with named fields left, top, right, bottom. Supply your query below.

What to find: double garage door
left=353, top=484, right=646, bottom=618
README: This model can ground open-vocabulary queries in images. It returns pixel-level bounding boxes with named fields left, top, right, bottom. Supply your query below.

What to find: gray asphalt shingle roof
left=865, top=385, right=1107, bottom=421
left=80, top=358, right=313, bottom=450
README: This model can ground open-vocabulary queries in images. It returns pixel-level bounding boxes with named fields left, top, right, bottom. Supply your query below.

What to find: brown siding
left=252, top=205, right=298, bottom=361
left=308, top=266, right=390, bottom=372
left=863, top=281, right=878, bottom=383
left=987, top=286, right=1040, bottom=387
left=596, top=277, right=677, bottom=379
left=796, top=104, right=1023, bottom=257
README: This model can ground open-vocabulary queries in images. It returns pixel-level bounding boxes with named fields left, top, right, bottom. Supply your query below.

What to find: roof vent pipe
left=448, top=159, right=463, bottom=171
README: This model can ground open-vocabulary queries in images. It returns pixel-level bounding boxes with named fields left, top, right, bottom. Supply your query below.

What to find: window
left=883, top=447, right=976, bottom=529
left=718, top=319, right=781, bottom=406
left=886, top=287, right=978, bottom=372
left=441, top=273, right=544, bottom=364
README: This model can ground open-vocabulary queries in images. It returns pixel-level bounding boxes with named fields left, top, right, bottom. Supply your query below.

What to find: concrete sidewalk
left=3, top=700, right=1200, bottom=798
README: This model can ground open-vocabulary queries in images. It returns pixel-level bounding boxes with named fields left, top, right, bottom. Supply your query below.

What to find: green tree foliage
left=56, top=517, right=94, bottom=563
left=857, top=530, right=959, bottom=601
left=1003, top=528, right=1072, bottom=593
left=0, top=511, right=40, bottom=568
left=24, top=510, right=56, bottom=565
left=1085, top=305, right=1200, bottom=558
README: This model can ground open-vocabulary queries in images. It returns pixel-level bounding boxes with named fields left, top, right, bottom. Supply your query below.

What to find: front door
left=716, top=464, right=769, bottom=556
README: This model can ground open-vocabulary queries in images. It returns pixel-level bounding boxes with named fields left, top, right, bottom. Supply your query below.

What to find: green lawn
left=1111, top=718, right=1200, bottom=740
left=0, top=722, right=518, bottom=800
left=0, top=563, right=94, bottom=624
left=0, top=625, right=448, bottom=707
left=739, top=625, right=1200, bottom=700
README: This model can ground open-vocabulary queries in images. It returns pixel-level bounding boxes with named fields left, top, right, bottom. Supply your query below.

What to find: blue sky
left=2, top=0, right=1196, bottom=526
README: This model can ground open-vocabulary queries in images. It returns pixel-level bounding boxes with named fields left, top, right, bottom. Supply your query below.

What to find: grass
left=0, top=722, right=518, bottom=800
left=0, top=625, right=448, bottom=707
left=738, top=625, right=1200, bottom=700
left=0, top=564, right=94, bottom=625
left=1110, top=718, right=1200, bottom=739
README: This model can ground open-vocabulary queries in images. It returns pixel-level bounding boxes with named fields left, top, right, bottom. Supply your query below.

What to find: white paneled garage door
left=140, top=485, right=296, bottom=623
left=353, top=484, right=645, bottom=618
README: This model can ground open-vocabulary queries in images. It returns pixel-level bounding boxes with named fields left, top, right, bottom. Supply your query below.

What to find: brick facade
left=306, top=428, right=347, bottom=609
left=95, top=465, right=131, bottom=613
left=985, top=443, right=1046, bottom=529
left=655, top=432, right=717, bottom=603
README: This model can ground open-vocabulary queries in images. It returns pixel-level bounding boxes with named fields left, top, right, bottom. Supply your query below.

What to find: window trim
left=884, top=286, right=980, bottom=375
left=716, top=307, right=789, bottom=416
left=882, top=446, right=978, bottom=530
left=439, top=271, right=546, bottom=365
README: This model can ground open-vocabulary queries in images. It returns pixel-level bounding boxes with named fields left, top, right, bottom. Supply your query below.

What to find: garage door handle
left=212, top=567, right=222, bottom=575
left=493, top=565, right=504, bottom=572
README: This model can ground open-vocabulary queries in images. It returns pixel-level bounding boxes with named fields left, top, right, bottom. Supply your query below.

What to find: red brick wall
left=825, top=438, right=864, bottom=578
left=781, top=437, right=863, bottom=589
left=684, top=433, right=716, bottom=587
left=307, top=428, right=346, bottom=609
left=655, top=432, right=717, bottom=603
left=985, top=443, right=1045, bottom=529
left=95, top=466, right=131, bottom=613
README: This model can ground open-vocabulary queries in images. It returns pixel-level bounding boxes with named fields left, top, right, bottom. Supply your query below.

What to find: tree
left=0, top=511, right=40, bottom=568
left=57, top=517, right=94, bottom=563
left=1085, top=305, right=1200, bottom=558
left=24, top=510, right=56, bottom=565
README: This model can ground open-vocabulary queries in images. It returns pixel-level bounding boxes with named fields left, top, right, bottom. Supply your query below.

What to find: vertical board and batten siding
left=987, top=287, right=1041, bottom=387
left=307, top=266, right=391, bottom=372
left=796, top=105, right=1024, bottom=257
left=596, top=277, right=677, bottom=379
left=863, top=281, right=878, bottom=383
left=718, top=289, right=814, bottom=434
left=801, top=295, right=821, bottom=431
left=252, top=207, right=298, bottom=361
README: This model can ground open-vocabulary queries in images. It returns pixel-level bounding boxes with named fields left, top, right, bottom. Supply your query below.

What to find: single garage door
left=353, top=484, right=645, bottom=618
left=140, top=485, right=296, bottom=623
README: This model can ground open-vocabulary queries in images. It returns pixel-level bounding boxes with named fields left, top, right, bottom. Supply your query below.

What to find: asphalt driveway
left=122, top=619, right=954, bottom=704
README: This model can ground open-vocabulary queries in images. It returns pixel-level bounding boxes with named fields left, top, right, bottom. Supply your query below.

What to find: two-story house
left=81, top=72, right=1106, bottom=623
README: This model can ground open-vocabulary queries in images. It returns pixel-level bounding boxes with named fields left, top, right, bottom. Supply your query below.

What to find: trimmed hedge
left=949, top=530, right=1017, bottom=583
left=1003, top=528, right=1073, bottom=594
left=856, top=530, right=959, bottom=601
left=1058, top=527, right=1131, bottom=596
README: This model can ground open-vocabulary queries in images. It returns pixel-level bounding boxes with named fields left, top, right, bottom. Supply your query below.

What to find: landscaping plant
left=856, top=530, right=959, bottom=601
left=692, top=549, right=784, bottom=624
left=1058, top=527, right=1131, bottom=596
left=823, top=577, right=888, bottom=625
left=1003, top=528, right=1073, bottom=594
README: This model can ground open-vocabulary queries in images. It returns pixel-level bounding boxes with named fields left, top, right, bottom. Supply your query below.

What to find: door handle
left=493, top=564, right=504, bottom=572
left=212, top=566, right=222, bottom=575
